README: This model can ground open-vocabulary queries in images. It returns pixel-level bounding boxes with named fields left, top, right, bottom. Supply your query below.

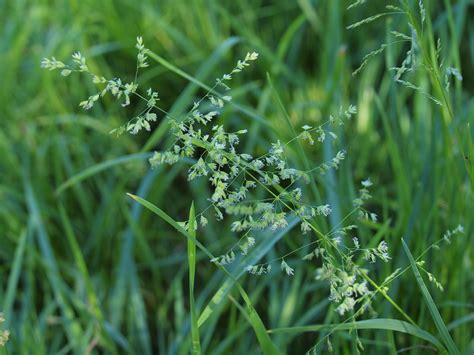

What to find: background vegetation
left=0, top=0, right=473, bottom=353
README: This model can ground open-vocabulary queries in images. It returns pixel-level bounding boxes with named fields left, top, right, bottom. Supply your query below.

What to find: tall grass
left=1, top=0, right=473, bottom=353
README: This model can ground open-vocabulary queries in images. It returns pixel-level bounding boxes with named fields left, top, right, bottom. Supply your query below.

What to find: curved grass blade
left=401, top=239, right=459, bottom=355
left=269, top=318, right=445, bottom=352
left=35, top=114, right=112, bottom=134
left=126, top=193, right=282, bottom=355
left=55, top=153, right=152, bottom=195
left=447, top=313, right=474, bottom=331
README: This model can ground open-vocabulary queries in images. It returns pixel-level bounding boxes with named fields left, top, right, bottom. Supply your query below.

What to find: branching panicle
left=42, top=37, right=391, bottom=320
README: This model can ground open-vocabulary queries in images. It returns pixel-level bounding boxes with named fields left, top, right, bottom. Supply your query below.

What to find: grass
left=1, top=0, right=473, bottom=354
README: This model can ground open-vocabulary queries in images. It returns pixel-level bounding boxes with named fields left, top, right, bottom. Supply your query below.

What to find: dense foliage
left=1, top=0, right=473, bottom=354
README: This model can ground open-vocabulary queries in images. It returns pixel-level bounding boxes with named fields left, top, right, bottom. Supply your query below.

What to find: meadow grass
left=1, top=0, right=473, bottom=354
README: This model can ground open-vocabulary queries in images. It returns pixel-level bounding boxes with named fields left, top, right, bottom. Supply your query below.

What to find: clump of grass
left=36, top=1, right=472, bottom=353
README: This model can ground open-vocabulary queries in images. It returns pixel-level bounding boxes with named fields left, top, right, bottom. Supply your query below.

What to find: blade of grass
left=401, top=238, right=459, bottom=355
left=3, top=229, right=28, bottom=325
left=126, top=194, right=210, bottom=256
left=187, top=202, right=201, bottom=355
left=234, top=284, right=284, bottom=355
left=55, top=153, right=152, bottom=195
left=268, top=318, right=445, bottom=352
left=447, top=313, right=474, bottom=331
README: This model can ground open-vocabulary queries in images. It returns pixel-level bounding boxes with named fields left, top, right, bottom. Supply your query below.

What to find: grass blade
left=235, top=285, right=284, bottom=355
left=3, top=229, right=28, bottom=324
left=187, top=202, right=201, bottom=354
left=447, top=313, right=474, bottom=331
left=126, top=194, right=211, bottom=256
left=401, top=239, right=459, bottom=354
left=55, top=153, right=152, bottom=195
left=269, top=318, right=445, bottom=352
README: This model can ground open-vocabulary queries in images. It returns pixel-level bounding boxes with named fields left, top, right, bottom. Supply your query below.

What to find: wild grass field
left=1, top=0, right=473, bottom=354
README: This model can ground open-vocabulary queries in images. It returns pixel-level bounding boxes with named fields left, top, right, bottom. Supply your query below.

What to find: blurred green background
left=1, top=0, right=473, bottom=353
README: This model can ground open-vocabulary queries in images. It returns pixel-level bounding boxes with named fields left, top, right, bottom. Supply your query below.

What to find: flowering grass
left=1, top=0, right=473, bottom=354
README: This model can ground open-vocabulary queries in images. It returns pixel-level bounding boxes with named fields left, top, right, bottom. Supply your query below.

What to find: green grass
left=1, top=0, right=473, bottom=354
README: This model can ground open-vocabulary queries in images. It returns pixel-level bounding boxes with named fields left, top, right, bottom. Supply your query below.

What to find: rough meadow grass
left=1, top=0, right=473, bottom=354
